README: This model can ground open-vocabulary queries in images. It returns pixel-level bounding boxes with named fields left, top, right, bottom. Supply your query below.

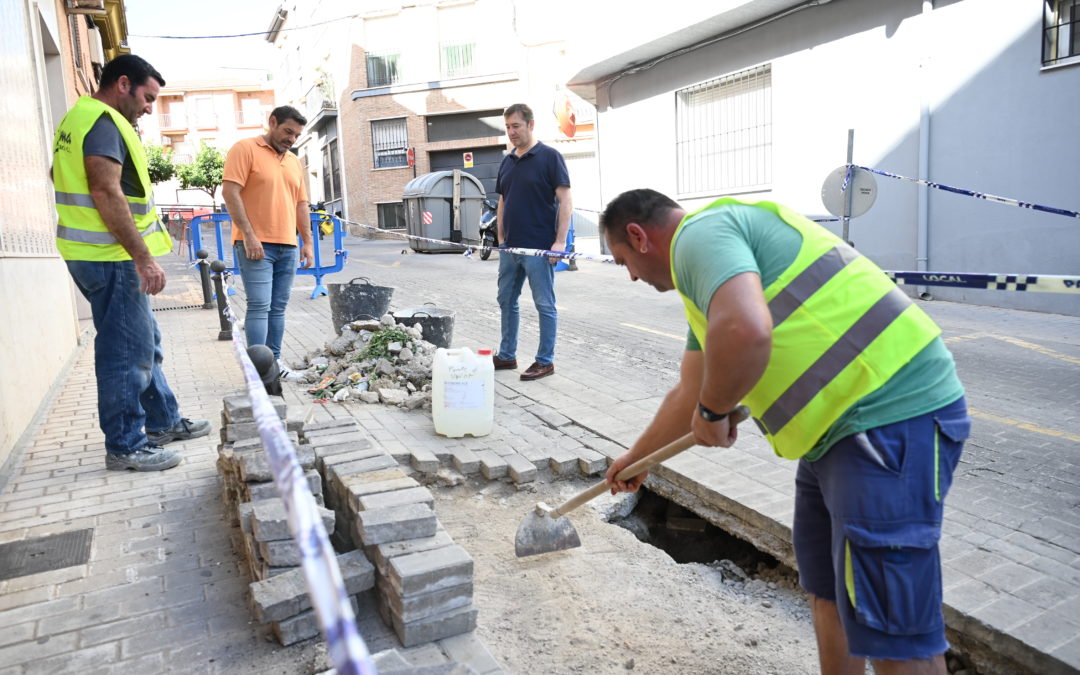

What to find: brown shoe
left=520, top=362, right=554, bottom=381
left=492, top=354, right=518, bottom=370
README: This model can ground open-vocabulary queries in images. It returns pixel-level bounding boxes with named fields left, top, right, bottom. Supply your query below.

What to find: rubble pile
left=286, top=315, right=436, bottom=410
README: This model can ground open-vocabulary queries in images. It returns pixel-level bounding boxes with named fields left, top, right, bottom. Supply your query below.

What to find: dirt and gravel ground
left=432, top=478, right=822, bottom=674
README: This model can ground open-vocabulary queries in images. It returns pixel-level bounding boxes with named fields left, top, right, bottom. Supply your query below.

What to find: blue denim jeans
left=234, top=243, right=298, bottom=358
left=66, top=260, right=181, bottom=456
left=496, top=252, right=557, bottom=366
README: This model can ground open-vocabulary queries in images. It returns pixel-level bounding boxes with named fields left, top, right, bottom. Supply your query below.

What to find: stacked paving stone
left=306, top=420, right=480, bottom=647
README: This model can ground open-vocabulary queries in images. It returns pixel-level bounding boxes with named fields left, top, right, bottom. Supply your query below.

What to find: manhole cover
left=0, top=529, right=93, bottom=581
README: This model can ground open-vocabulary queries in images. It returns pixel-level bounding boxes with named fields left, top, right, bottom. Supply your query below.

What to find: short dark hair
left=99, top=54, right=165, bottom=91
left=503, top=103, right=533, bottom=123
left=600, top=189, right=682, bottom=245
left=270, top=106, right=307, bottom=126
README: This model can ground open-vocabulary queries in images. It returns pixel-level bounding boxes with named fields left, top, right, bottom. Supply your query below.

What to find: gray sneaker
left=106, top=445, right=182, bottom=472
left=146, top=418, right=211, bottom=445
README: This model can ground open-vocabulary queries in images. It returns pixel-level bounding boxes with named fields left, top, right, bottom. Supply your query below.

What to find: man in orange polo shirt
left=222, top=106, right=314, bottom=373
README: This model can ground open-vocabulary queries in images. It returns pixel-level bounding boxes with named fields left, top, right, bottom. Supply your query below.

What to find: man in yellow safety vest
left=53, top=54, right=209, bottom=472
left=600, top=189, right=969, bottom=674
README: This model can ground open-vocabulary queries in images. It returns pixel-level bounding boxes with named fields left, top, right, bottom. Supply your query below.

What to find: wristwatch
left=697, top=402, right=730, bottom=423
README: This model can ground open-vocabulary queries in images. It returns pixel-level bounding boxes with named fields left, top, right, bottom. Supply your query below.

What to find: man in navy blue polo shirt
left=492, top=103, right=573, bottom=381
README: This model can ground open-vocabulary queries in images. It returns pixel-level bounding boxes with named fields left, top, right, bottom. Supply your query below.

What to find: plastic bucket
left=394, top=305, right=454, bottom=348
left=327, top=277, right=395, bottom=333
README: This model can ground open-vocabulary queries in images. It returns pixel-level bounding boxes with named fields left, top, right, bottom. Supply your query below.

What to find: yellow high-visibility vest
left=673, top=197, right=941, bottom=459
left=53, top=96, right=171, bottom=261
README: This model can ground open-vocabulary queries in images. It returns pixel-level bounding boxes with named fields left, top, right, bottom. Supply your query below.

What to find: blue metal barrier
left=187, top=213, right=349, bottom=299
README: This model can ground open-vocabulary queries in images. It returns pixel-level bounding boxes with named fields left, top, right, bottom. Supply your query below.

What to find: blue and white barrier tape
left=341, top=218, right=1075, bottom=294
left=221, top=284, right=377, bottom=675
left=848, top=164, right=1080, bottom=220
left=888, top=271, right=1080, bottom=294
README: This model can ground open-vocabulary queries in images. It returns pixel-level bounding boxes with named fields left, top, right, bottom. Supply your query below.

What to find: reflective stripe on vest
left=52, top=96, right=171, bottom=261
left=672, top=197, right=941, bottom=459
left=55, top=191, right=157, bottom=216
left=56, top=219, right=165, bottom=245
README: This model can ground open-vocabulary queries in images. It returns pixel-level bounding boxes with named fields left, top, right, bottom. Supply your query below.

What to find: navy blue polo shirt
left=495, top=141, right=570, bottom=249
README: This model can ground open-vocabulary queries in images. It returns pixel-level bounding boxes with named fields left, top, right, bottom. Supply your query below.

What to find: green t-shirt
left=673, top=204, right=964, bottom=461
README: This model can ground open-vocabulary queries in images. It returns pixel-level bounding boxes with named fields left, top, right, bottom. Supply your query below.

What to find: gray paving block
left=516, top=444, right=549, bottom=470
left=247, top=471, right=322, bottom=501
left=355, top=503, right=438, bottom=546
left=306, top=430, right=369, bottom=448
left=387, top=602, right=478, bottom=648
left=379, top=576, right=473, bottom=623
left=238, top=502, right=254, bottom=534
left=438, top=632, right=503, bottom=675
left=320, top=446, right=387, bottom=475
left=408, top=447, right=439, bottom=473
left=250, top=550, right=374, bottom=623
left=252, top=498, right=335, bottom=542
left=314, top=440, right=378, bottom=472
left=302, top=418, right=361, bottom=436
left=527, top=403, right=572, bottom=428
left=388, top=545, right=474, bottom=597
left=547, top=447, right=578, bottom=475
left=504, top=454, right=536, bottom=484
left=329, top=454, right=399, bottom=487
left=450, top=448, right=481, bottom=475
left=258, top=538, right=302, bottom=566
left=239, top=444, right=316, bottom=483
left=273, top=595, right=360, bottom=646
left=232, top=431, right=300, bottom=453
left=369, top=528, right=453, bottom=576
left=224, top=393, right=286, bottom=424
left=475, top=451, right=507, bottom=479
left=357, top=486, right=434, bottom=512
left=570, top=445, right=608, bottom=475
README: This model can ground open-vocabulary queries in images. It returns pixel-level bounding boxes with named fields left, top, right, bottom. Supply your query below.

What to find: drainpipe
left=916, top=0, right=933, bottom=300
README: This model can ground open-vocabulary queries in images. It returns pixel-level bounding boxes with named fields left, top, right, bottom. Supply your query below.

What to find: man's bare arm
left=296, top=200, right=314, bottom=268
left=85, top=155, right=165, bottom=294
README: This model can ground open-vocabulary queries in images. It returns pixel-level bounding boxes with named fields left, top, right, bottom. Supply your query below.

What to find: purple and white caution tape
left=849, top=165, right=1080, bottom=220
left=339, top=218, right=1076, bottom=294
left=220, top=288, right=377, bottom=675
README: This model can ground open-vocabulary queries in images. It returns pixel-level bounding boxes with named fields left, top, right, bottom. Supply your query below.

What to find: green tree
left=145, top=144, right=176, bottom=183
left=177, top=142, right=225, bottom=204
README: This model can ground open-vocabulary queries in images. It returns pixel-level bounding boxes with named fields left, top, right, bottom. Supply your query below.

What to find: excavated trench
left=607, top=487, right=783, bottom=571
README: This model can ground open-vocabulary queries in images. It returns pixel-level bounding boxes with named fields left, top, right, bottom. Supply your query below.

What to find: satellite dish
left=821, top=166, right=877, bottom=218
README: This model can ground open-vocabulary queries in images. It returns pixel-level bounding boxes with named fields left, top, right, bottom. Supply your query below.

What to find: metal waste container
left=403, top=170, right=485, bottom=253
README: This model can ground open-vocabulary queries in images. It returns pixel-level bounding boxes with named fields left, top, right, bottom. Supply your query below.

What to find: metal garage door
left=428, top=146, right=505, bottom=202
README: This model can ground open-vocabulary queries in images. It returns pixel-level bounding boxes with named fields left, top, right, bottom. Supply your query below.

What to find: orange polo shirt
left=224, top=136, right=308, bottom=245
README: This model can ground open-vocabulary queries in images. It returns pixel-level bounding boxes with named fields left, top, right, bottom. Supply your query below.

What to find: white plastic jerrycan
left=432, top=347, right=494, bottom=437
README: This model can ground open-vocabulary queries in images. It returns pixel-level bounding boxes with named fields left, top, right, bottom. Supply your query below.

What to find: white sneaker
left=278, top=358, right=304, bottom=381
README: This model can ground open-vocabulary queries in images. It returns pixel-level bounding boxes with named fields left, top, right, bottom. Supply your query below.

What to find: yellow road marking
left=991, top=336, right=1080, bottom=366
left=970, top=409, right=1080, bottom=443
left=943, top=332, right=986, bottom=344
left=620, top=323, right=684, bottom=341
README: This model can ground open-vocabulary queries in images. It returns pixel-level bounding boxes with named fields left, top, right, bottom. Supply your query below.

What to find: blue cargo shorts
left=792, top=397, right=970, bottom=661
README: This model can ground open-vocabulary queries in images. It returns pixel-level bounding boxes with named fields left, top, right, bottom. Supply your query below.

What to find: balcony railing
left=159, top=113, right=187, bottom=130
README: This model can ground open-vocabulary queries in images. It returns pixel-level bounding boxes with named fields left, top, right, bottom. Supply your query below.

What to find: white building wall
left=0, top=0, right=80, bottom=467
left=589, top=0, right=1080, bottom=315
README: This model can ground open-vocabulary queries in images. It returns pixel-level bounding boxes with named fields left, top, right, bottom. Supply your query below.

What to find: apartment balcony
left=302, top=80, right=337, bottom=130
left=159, top=113, right=187, bottom=130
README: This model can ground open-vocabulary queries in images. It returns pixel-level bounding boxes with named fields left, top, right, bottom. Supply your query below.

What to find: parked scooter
left=479, top=197, right=498, bottom=260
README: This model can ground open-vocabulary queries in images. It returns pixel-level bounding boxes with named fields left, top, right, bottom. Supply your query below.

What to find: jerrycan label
left=444, top=380, right=484, bottom=409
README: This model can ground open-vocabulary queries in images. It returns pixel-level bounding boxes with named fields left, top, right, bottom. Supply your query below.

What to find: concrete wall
left=589, top=0, right=1080, bottom=315
left=0, top=0, right=80, bottom=469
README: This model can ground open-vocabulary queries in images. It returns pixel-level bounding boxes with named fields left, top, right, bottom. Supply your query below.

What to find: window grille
left=441, top=42, right=476, bottom=79
left=371, top=118, right=408, bottom=169
left=676, top=64, right=772, bottom=196
left=1044, top=0, right=1080, bottom=66
left=378, top=202, right=406, bottom=229
left=323, top=139, right=341, bottom=201
left=366, top=52, right=400, bottom=87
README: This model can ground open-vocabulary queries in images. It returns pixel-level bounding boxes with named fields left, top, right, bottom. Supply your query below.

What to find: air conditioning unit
left=88, top=25, right=105, bottom=66
left=67, top=0, right=106, bottom=15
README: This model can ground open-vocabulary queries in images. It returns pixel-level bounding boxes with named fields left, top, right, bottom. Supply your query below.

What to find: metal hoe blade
left=514, top=502, right=581, bottom=558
